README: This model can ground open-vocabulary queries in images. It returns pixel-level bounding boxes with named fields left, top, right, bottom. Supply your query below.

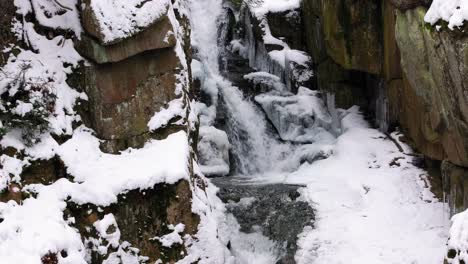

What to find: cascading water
left=189, top=0, right=316, bottom=263
left=191, top=0, right=290, bottom=176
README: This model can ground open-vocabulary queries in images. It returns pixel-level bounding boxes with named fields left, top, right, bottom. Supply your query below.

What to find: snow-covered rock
left=255, top=87, right=335, bottom=144
left=197, top=126, right=231, bottom=177
left=81, top=0, right=171, bottom=44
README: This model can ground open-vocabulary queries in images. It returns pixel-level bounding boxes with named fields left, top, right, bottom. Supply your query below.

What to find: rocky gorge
left=0, top=0, right=466, bottom=263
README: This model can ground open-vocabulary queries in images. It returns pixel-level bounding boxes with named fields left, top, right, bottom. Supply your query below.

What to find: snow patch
left=425, top=0, right=468, bottom=29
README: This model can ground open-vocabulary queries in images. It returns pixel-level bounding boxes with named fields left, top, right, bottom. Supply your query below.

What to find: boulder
left=80, top=0, right=170, bottom=45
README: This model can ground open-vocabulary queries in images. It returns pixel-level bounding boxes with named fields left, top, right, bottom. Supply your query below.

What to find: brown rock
left=82, top=48, right=182, bottom=153
left=395, top=7, right=468, bottom=167
left=69, top=180, right=200, bottom=264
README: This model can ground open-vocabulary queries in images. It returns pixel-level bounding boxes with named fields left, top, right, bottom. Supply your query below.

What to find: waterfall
left=190, top=0, right=289, bottom=176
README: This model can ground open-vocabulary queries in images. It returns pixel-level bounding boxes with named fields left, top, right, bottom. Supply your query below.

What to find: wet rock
left=266, top=9, right=304, bottom=50
left=213, top=178, right=314, bottom=263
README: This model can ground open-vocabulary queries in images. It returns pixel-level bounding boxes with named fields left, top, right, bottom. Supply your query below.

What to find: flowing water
left=189, top=0, right=316, bottom=263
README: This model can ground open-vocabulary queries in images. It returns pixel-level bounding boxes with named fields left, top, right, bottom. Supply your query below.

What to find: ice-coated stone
left=198, top=126, right=231, bottom=177
left=255, top=87, right=335, bottom=144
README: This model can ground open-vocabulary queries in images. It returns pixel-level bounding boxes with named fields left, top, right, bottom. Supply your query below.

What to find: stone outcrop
left=80, top=48, right=182, bottom=152
left=0, top=1, right=199, bottom=263
left=75, top=2, right=186, bottom=153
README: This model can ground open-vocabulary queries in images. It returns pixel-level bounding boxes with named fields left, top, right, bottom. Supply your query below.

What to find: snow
left=288, top=109, right=448, bottom=264
left=197, top=126, right=231, bottom=177
left=0, top=17, right=86, bottom=137
left=88, top=0, right=171, bottom=44
left=94, top=214, right=121, bottom=249
left=425, top=0, right=468, bottom=29
left=244, top=71, right=286, bottom=92
left=255, top=87, right=335, bottom=143
left=248, top=0, right=301, bottom=17
left=11, top=101, right=33, bottom=117
left=148, top=98, right=186, bottom=131
left=0, top=0, right=208, bottom=263
left=153, top=223, right=185, bottom=247
left=0, top=155, right=27, bottom=188
left=446, top=209, right=468, bottom=263
left=14, top=0, right=82, bottom=35
left=0, top=129, right=191, bottom=263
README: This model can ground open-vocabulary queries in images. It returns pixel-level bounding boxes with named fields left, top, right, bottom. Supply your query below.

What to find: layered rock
left=0, top=1, right=200, bottom=263
left=75, top=1, right=186, bottom=153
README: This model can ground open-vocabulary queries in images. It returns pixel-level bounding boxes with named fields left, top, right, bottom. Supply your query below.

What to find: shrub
left=0, top=63, right=56, bottom=146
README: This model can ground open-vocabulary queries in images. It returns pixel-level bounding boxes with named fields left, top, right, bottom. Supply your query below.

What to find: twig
left=53, top=0, right=73, bottom=11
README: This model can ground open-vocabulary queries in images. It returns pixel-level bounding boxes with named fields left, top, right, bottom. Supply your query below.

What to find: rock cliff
left=0, top=1, right=203, bottom=263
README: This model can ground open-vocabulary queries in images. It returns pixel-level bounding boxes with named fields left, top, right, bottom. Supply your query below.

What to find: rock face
left=69, top=180, right=199, bottom=263
left=75, top=2, right=185, bottom=153
left=0, top=1, right=200, bottom=263
left=81, top=48, right=181, bottom=152
left=321, top=0, right=383, bottom=75
left=301, top=0, right=468, bottom=222
left=395, top=8, right=468, bottom=168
